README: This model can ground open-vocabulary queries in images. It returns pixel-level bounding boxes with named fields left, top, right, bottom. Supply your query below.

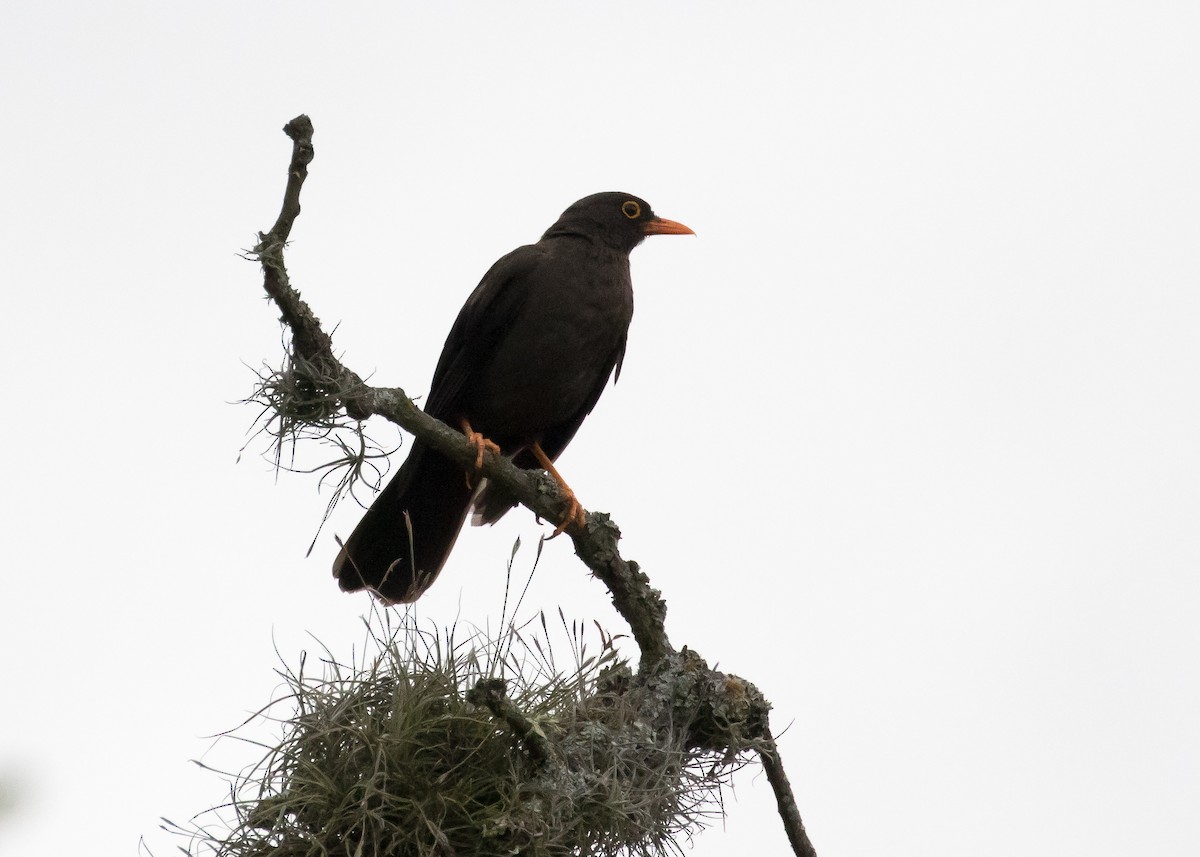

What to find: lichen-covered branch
left=468, top=678, right=551, bottom=766
left=254, top=115, right=345, bottom=368
left=248, top=114, right=816, bottom=856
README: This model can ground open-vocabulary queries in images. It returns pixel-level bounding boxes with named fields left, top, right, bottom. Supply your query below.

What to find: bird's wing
left=424, top=244, right=543, bottom=419
left=538, top=334, right=624, bottom=458
left=470, top=335, right=624, bottom=526
left=612, top=332, right=629, bottom=383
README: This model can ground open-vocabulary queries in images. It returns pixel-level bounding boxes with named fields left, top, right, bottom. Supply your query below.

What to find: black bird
left=333, top=192, right=693, bottom=603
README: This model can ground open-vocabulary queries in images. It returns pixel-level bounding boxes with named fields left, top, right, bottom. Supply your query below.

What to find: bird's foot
left=549, top=489, right=587, bottom=538
left=530, top=441, right=587, bottom=538
left=460, top=418, right=501, bottom=470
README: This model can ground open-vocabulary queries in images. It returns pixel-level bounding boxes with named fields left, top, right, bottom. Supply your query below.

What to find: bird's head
left=543, top=192, right=694, bottom=252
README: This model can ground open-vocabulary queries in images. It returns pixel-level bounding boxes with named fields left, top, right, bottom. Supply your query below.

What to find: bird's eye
left=621, top=200, right=641, bottom=219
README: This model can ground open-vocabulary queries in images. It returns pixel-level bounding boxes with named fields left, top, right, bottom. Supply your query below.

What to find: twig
left=253, top=115, right=355, bottom=380
left=265, top=115, right=313, bottom=244
left=760, top=728, right=818, bottom=857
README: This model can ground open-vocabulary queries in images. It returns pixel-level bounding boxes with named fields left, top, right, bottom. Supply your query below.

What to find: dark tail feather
left=333, top=442, right=475, bottom=603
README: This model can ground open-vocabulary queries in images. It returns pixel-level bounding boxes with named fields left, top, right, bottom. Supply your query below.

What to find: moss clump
left=167, top=616, right=740, bottom=857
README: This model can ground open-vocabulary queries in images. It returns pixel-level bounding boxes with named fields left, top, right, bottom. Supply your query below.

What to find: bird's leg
left=531, top=442, right=587, bottom=536
left=460, top=419, right=501, bottom=486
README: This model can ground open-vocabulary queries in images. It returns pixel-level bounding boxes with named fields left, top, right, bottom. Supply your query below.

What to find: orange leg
left=530, top=442, right=587, bottom=536
left=460, top=418, right=501, bottom=481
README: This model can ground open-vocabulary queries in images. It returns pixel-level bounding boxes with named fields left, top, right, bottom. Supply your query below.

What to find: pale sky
left=2, top=3, right=1198, bottom=855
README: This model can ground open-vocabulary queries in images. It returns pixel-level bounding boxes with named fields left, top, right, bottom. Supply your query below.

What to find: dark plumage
left=333, top=192, right=693, bottom=602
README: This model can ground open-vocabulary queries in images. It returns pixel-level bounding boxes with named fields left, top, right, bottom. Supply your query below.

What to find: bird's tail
left=332, top=441, right=476, bottom=603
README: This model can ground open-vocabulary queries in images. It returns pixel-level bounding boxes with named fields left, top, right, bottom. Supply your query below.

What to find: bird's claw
left=548, top=493, right=586, bottom=539
left=460, top=419, right=501, bottom=470
left=527, top=440, right=587, bottom=538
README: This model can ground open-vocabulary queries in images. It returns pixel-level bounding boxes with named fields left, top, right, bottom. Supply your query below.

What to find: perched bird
left=333, top=192, right=693, bottom=603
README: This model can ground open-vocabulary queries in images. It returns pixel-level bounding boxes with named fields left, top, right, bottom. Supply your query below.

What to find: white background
left=1, top=2, right=1197, bottom=855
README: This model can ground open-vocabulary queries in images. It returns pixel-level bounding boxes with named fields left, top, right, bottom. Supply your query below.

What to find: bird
left=333, top=192, right=693, bottom=603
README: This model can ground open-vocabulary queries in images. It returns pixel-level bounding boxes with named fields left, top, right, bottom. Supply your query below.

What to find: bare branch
left=760, top=728, right=819, bottom=857
left=254, top=115, right=345, bottom=369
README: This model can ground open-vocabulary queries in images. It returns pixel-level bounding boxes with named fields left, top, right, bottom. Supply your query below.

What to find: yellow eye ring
left=621, top=200, right=641, bottom=219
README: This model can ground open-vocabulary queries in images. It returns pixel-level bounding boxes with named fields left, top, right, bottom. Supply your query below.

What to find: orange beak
left=642, top=217, right=695, bottom=236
